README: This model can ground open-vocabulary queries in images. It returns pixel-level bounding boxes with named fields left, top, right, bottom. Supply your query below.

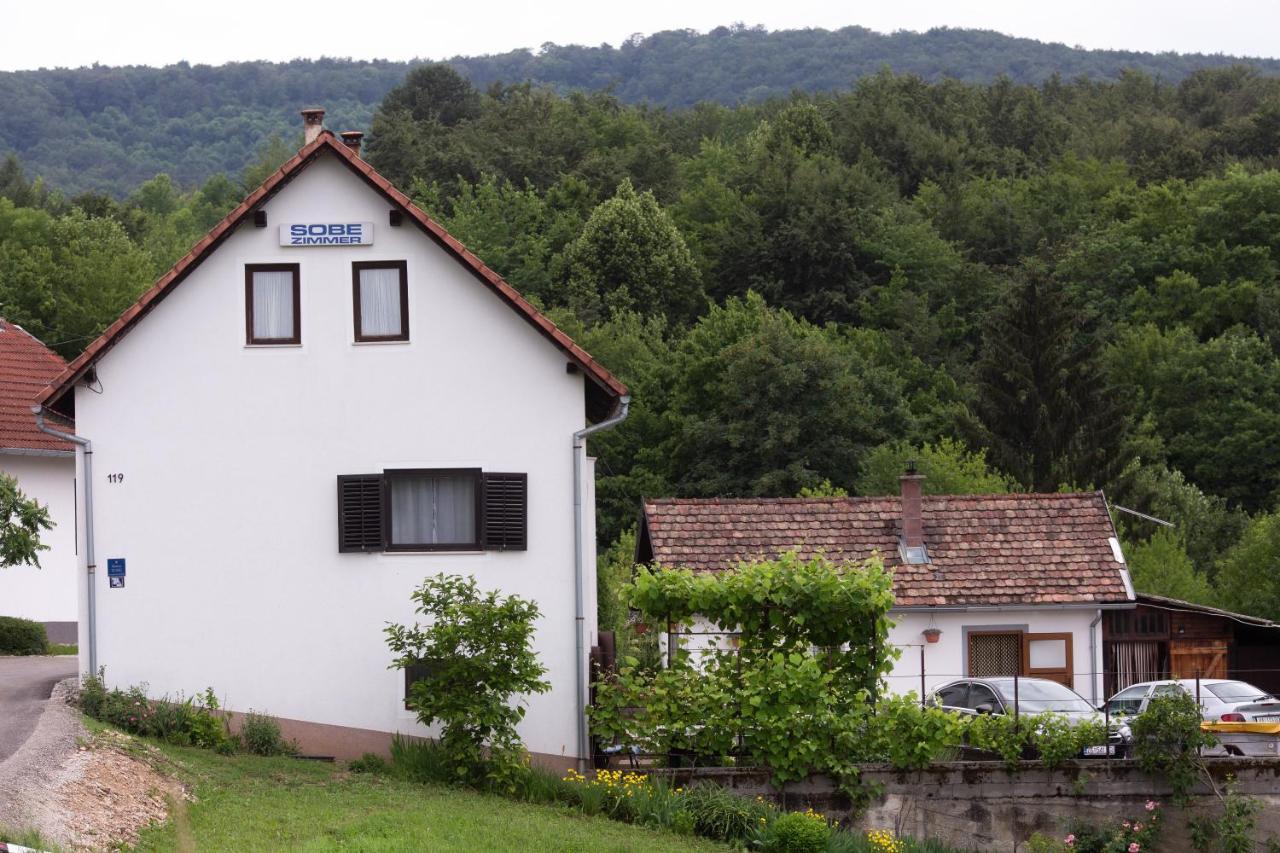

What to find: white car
left=1105, top=679, right=1280, bottom=722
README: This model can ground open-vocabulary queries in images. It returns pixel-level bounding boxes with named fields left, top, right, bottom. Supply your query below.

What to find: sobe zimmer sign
left=280, top=222, right=374, bottom=246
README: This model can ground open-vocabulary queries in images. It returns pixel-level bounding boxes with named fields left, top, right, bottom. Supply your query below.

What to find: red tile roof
left=639, top=493, right=1132, bottom=607
left=39, top=131, right=628, bottom=420
left=0, top=320, right=74, bottom=452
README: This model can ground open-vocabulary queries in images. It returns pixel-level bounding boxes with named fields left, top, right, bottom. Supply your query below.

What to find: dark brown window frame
left=352, top=260, right=409, bottom=342
left=383, top=467, right=482, bottom=552
left=245, top=263, right=301, bottom=345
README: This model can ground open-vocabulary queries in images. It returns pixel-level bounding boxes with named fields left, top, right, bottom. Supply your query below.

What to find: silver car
left=1105, top=679, right=1280, bottom=722
left=929, top=677, right=1130, bottom=757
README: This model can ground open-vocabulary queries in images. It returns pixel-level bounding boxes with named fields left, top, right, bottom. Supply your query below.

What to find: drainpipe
left=572, top=394, right=630, bottom=771
left=32, top=406, right=97, bottom=675
left=1089, top=610, right=1103, bottom=704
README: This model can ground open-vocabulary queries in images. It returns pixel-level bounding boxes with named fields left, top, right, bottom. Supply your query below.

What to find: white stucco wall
left=887, top=608, right=1106, bottom=705
left=72, top=151, right=600, bottom=760
left=668, top=607, right=1107, bottom=705
left=0, top=453, right=77, bottom=625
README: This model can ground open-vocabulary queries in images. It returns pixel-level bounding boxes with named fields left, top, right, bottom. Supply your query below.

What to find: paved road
left=0, top=657, right=77, bottom=763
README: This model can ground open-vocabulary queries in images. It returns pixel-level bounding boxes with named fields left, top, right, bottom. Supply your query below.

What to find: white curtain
left=390, top=475, right=476, bottom=545
left=252, top=270, right=294, bottom=340
left=360, top=267, right=402, bottom=337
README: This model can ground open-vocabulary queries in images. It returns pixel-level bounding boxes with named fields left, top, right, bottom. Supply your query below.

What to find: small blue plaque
left=107, top=558, right=126, bottom=577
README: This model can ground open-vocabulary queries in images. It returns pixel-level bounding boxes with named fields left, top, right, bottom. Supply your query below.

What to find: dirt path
left=0, top=679, right=188, bottom=850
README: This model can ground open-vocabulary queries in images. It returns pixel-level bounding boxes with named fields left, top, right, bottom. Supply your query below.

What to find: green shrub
left=0, top=615, right=48, bottom=655
left=680, top=780, right=774, bottom=842
left=348, top=752, right=389, bottom=774
left=764, top=810, right=831, bottom=853
left=387, top=735, right=454, bottom=785
left=1132, top=692, right=1217, bottom=803
left=237, top=710, right=295, bottom=756
left=77, top=670, right=231, bottom=753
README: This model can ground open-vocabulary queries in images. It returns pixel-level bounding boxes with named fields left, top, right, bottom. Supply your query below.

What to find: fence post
left=920, top=645, right=926, bottom=709
left=1014, top=673, right=1020, bottom=725
left=1195, top=669, right=1201, bottom=707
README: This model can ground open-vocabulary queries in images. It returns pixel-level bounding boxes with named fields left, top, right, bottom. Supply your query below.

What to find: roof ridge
left=644, top=491, right=1102, bottom=505
left=38, top=130, right=627, bottom=414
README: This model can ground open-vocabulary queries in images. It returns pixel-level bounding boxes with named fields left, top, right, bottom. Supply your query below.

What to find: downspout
left=32, top=406, right=96, bottom=674
left=573, top=394, right=630, bottom=771
left=1089, top=610, right=1103, bottom=705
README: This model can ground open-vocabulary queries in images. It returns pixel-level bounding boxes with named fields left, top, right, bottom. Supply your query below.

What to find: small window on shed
left=353, top=261, right=408, bottom=342
left=245, top=264, right=300, bottom=345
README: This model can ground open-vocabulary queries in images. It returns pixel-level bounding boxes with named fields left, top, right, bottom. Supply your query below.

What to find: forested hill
left=5, top=24, right=1280, bottom=196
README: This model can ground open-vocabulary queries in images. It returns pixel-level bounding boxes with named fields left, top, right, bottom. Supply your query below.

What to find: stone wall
left=646, top=759, right=1280, bottom=850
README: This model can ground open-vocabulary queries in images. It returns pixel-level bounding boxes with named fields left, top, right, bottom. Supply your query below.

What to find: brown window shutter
left=337, top=474, right=385, bottom=552
left=481, top=472, right=527, bottom=551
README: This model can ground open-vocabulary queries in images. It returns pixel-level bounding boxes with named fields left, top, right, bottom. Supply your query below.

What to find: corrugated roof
left=39, top=131, right=627, bottom=420
left=0, top=319, right=73, bottom=452
left=639, top=492, right=1133, bottom=607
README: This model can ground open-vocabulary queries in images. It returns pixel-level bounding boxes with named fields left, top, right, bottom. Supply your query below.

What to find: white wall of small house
left=0, top=453, right=77, bottom=625
left=72, top=151, right=599, bottom=760
left=886, top=608, right=1106, bottom=705
left=666, top=607, right=1106, bottom=705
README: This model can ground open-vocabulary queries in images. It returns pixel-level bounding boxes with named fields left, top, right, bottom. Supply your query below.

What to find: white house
left=0, top=319, right=78, bottom=643
left=637, top=472, right=1136, bottom=705
left=35, top=110, right=629, bottom=766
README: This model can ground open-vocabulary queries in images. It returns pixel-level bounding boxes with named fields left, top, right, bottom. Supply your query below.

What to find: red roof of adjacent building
left=638, top=493, right=1132, bottom=607
left=39, top=130, right=628, bottom=421
left=0, top=320, right=74, bottom=452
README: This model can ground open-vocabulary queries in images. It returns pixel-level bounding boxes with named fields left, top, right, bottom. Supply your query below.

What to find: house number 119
left=107, top=473, right=125, bottom=484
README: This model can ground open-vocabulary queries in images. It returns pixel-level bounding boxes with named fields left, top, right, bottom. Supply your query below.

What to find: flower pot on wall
left=923, top=628, right=942, bottom=644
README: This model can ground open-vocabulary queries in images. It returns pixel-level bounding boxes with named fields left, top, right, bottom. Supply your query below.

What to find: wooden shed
left=1103, top=593, right=1280, bottom=696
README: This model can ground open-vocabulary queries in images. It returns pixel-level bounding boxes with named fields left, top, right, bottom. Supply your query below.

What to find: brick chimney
left=301, top=107, right=326, bottom=145
left=339, top=131, right=364, bottom=157
left=900, top=461, right=925, bottom=550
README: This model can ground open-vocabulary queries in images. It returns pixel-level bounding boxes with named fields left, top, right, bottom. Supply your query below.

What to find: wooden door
left=1169, top=639, right=1227, bottom=679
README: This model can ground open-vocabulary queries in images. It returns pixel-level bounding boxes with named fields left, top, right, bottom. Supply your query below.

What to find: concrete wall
left=0, top=452, right=77, bottom=638
left=72, top=150, right=598, bottom=761
left=649, top=760, right=1280, bottom=851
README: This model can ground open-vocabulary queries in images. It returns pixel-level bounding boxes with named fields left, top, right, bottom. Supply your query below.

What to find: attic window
left=245, top=263, right=300, bottom=345
left=899, top=542, right=930, bottom=565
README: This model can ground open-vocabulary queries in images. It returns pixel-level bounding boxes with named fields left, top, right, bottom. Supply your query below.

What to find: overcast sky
left=4, top=0, right=1278, bottom=72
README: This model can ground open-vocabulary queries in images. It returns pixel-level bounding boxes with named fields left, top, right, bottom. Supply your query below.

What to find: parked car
left=927, top=677, right=1130, bottom=757
left=1104, top=679, right=1280, bottom=722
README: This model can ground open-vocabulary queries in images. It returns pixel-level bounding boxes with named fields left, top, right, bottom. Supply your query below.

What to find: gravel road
left=0, top=656, right=77, bottom=763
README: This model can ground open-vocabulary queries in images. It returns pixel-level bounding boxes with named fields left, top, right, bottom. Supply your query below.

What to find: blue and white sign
left=107, top=558, right=126, bottom=577
left=280, top=222, right=374, bottom=247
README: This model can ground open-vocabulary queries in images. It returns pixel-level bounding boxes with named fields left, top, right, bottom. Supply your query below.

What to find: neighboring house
left=637, top=472, right=1136, bottom=704
left=1104, top=593, right=1280, bottom=697
left=35, top=110, right=628, bottom=766
left=0, top=318, right=78, bottom=643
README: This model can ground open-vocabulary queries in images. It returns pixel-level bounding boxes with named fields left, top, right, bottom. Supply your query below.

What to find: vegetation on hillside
left=6, top=25, right=1280, bottom=194
left=6, top=59, right=1280, bottom=617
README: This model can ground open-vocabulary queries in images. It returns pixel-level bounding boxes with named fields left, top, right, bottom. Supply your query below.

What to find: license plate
left=1082, top=745, right=1115, bottom=757
left=1256, top=714, right=1280, bottom=722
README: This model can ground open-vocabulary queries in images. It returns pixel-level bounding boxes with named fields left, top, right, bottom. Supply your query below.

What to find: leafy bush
left=387, top=735, right=453, bottom=785
left=965, top=712, right=1032, bottom=768
left=78, top=670, right=232, bottom=753
left=1132, top=692, right=1217, bottom=803
left=763, top=810, right=831, bottom=852
left=237, top=710, right=296, bottom=756
left=0, top=615, right=48, bottom=655
left=385, top=574, right=549, bottom=792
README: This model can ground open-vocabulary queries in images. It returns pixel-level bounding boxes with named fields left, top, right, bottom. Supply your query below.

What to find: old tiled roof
left=639, top=493, right=1132, bottom=607
left=39, top=131, right=627, bottom=421
left=0, top=319, right=73, bottom=452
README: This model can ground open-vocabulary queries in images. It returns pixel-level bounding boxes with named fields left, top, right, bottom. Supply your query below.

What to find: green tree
left=562, top=179, right=705, bottom=323
left=1215, top=513, right=1280, bottom=621
left=0, top=473, right=52, bottom=568
left=1126, top=528, right=1213, bottom=604
left=854, top=437, right=1016, bottom=496
left=975, top=265, right=1129, bottom=492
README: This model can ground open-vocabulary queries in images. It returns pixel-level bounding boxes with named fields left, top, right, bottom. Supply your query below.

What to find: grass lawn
left=47, top=643, right=77, bottom=655
left=132, top=741, right=725, bottom=852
